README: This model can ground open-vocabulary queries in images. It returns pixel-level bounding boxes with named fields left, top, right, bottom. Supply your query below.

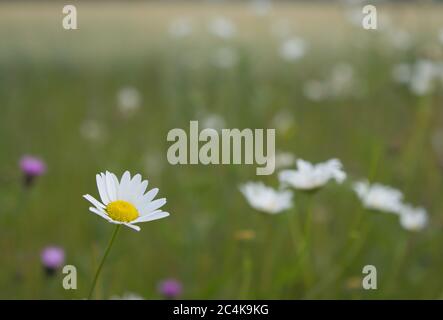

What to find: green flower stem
left=88, top=225, right=121, bottom=300
left=301, top=195, right=314, bottom=289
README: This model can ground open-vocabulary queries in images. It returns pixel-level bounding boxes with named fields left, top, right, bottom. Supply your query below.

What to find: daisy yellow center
left=106, top=200, right=139, bottom=222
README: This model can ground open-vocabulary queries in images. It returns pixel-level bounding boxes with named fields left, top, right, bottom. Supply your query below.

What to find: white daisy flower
left=279, top=37, right=307, bottom=62
left=117, top=87, right=141, bottom=115
left=303, top=80, right=328, bottom=102
left=399, top=204, right=428, bottom=232
left=353, top=181, right=403, bottom=214
left=250, top=0, right=272, bottom=17
left=279, top=159, right=346, bottom=191
left=270, top=151, right=297, bottom=171
left=239, top=182, right=293, bottom=214
left=209, top=17, right=236, bottom=39
left=168, top=18, right=193, bottom=38
left=83, top=171, right=169, bottom=232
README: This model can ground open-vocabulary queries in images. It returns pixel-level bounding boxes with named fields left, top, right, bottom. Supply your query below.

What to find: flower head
left=117, top=87, right=141, bottom=116
left=209, top=17, right=236, bottom=39
left=279, top=37, right=307, bottom=61
left=279, top=159, right=346, bottom=191
left=399, top=204, right=428, bottom=232
left=168, top=18, right=192, bottom=38
left=83, top=171, right=169, bottom=232
left=240, top=182, right=293, bottom=214
left=20, top=155, right=46, bottom=187
left=41, top=246, right=65, bottom=275
left=158, top=278, right=183, bottom=299
left=353, top=181, right=403, bottom=214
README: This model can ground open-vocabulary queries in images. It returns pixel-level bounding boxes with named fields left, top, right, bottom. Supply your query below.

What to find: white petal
left=144, top=188, right=159, bottom=202
left=126, top=174, right=142, bottom=203
left=96, top=174, right=110, bottom=205
left=124, top=223, right=141, bottom=232
left=133, top=211, right=169, bottom=223
left=119, top=171, right=131, bottom=200
left=142, top=198, right=167, bottom=214
left=135, top=188, right=159, bottom=209
left=83, top=194, right=105, bottom=209
left=89, top=207, right=112, bottom=222
left=137, top=180, right=149, bottom=197
left=105, top=171, right=117, bottom=202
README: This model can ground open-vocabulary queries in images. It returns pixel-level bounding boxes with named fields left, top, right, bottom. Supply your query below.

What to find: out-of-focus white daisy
left=240, top=182, right=293, bottom=214
left=398, top=204, right=428, bottom=232
left=250, top=0, right=272, bottom=17
left=303, top=80, right=328, bottom=102
left=329, top=63, right=355, bottom=97
left=117, top=87, right=141, bottom=115
left=169, top=18, right=193, bottom=38
left=409, top=60, right=437, bottom=96
left=279, top=159, right=346, bottom=191
left=353, top=181, right=403, bottom=214
left=84, top=171, right=169, bottom=231
left=209, top=17, right=236, bottom=39
left=385, top=29, right=411, bottom=50
left=271, top=109, right=294, bottom=134
left=110, top=292, right=144, bottom=300
left=213, top=46, right=238, bottom=69
left=80, top=119, right=106, bottom=143
left=200, top=113, right=226, bottom=131
left=344, top=8, right=362, bottom=27
left=279, top=37, right=307, bottom=62
left=270, top=151, right=297, bottom=170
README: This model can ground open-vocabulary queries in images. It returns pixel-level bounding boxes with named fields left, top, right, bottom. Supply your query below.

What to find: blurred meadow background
left=0, top=0, right=443, bottom=299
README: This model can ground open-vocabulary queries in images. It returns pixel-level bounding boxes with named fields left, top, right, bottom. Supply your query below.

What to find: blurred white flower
left=329, top=63, right=354, bottom=97
left=213, top=47, right=238, bottom=69
left=209, top=17, right=236, bottom=39
left=169, top=18, right=193, bottom=38
left=353, top=181, right=403, bottom=214
left=240, top=182, right=293, bottom=214
left=117, top=87, right=141, bottom=115
left=344, top=8, right=362, bottom=27
left=279, top=37, right=307, bottom=62
left=394, top=60, right=443, bottom=95
left=271, top=109, right=294, bottom=134
left=385, top=29, right=411, bottom=50
left=279, top=159, right=346, bottom=191
left=303, top=80, right=328, bottom=101
left=201, top=113, right=226, bottom=131
left=250, top=0, right=272, bottom=17
left=269, top=152, right=297, bottom=170
left=409, top=60, right=437, bottom=95
left=399, top=204, right=428, bottom=232
left=110, top=292, right=144, bottom=300
left=80, top=119, right=106, bottom=143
